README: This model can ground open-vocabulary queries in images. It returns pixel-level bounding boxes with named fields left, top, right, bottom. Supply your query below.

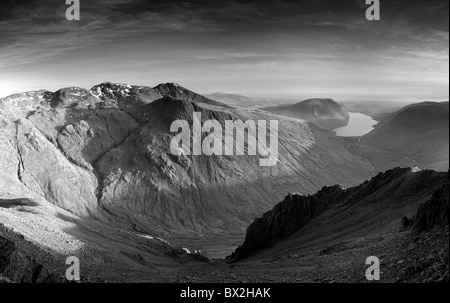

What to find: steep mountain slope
left=229, top=167, right=448, bottom=262
left=0, top=85, right=205, bottom=280
left=0, top=83, right=372, bottom=252
left=89, top=95, right=372, bottom=237
left=263, top=98, right=350, bottom=130
left=357, top=102, right=449, bottom=172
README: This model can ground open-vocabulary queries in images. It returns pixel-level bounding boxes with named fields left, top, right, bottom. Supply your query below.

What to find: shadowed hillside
left=357, top=102, right=449, bottom=172
left=229, top=167, right=448, bottom=261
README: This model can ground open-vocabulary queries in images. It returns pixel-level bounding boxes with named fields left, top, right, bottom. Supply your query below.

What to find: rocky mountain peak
left=89, top=82, right=162, bottom=106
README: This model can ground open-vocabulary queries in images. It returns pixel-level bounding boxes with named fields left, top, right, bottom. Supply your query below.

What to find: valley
left=0, top=84, right=448, bottom=283
left=0, top=0, right=448, bottom=287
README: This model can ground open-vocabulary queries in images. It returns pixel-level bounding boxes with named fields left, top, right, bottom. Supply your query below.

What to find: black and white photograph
left=0, top=0, right=448, bottom=295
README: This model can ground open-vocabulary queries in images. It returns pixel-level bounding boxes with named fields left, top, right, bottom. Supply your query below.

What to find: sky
left=0, top=0, right=448, bottom=102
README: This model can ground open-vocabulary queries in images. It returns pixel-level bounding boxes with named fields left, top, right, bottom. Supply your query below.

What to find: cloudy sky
left=0, top=0, right=448, bottom=101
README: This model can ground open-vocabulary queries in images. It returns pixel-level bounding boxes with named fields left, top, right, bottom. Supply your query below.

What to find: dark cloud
left=0, top=0, right=448, bottom=100
left=1, top=0, right=448, bottom=36
left=0, top=0, right=62, bottom=21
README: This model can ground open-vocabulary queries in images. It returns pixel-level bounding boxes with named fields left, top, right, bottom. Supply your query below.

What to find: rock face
left=0, top=224, right=64, bottom=283
left=0, top=235, right=14, bottom=273
left=0, top=83, right=372, bottom=239
left=228, top=185, right=348, bottom=261
left=360, top=102, right=449, bottom=172
left=263, top=98, right=350, bottom=130
left=414, top=177, right=449, bottom=233
left=229, top=168, right=449, bottom=261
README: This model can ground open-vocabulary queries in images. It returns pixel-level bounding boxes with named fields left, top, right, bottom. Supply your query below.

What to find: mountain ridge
left=229, top=167, right=448, bottom=262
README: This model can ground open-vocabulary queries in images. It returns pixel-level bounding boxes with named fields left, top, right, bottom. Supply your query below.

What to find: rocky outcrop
left=0, top=225, right=63, bottom=283
left=414, top=179, right=449, bottom=233
left=229, top=168, right=449, bottom=261
left=228, top=185, right=349, bottom=261
left=0, top=235, right=14, bottom=273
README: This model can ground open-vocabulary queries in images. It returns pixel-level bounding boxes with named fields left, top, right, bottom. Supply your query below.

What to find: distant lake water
left=334, top=113, right=378, bottom=137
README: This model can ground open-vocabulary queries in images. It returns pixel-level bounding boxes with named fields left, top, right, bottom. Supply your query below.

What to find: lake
left=334, top=112, right=378, bottom=137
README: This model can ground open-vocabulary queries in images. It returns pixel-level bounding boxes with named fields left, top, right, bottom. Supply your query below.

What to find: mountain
left=357, top=102, right=449, bottom=172
left=205, top=93, right=258, bottom=107
left=0, top=82, right=373, bottom=263
left=0, top=83, right=447, bottom=282
left=154, top=83, right=230, bottom=108
left=91, top=82, right=162, bottom=105
left=226, top=167, right=448, bottom=282
left=262, top=98, right=350, bottom=130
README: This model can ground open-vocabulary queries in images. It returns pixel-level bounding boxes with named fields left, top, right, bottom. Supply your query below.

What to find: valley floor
left=1, top=207, right=448, bottom=283
left=162, top=226, right=449, bottom=283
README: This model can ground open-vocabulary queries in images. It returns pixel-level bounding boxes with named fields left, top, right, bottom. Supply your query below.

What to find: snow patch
left=182, top=248, right=203, bottom=255
left=411, top=166, right=421, bottom=173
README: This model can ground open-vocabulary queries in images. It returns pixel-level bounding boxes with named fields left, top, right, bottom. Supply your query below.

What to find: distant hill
left=204, top=92, right=298, bottom=108
left=358, top=102, right=449, bottom=172
left=205, top=93, right=256, bottom=107
left=262, top=98, right=350, bottom=130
